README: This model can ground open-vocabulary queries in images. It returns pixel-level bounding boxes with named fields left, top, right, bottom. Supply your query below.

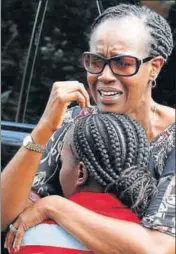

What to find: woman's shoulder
left=153, top=103, right=175, bottom=137
left=157, top=104, right=175, bottom=126
left=150, top=104, right=175, bottom=176
left=151, top=103, right=175, bottom=147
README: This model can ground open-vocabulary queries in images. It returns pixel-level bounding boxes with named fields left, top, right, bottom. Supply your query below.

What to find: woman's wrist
left=31, top=121, right=54, bottom=146
left=39, top=196, right=63, bottom=219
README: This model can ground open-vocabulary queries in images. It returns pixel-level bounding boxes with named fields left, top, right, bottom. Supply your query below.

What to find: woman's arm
left=1, top=125, right=51, bottom=231
left=45, top=196, right=175, bottom=254
left=43, top=144, right=176, bottom=254
left=48, top=149, right=176, bottom=254
left=6, top=195, right=174, bottom=254
left=46, top=147, right=176, bottom=254
left=1, top=81, right=90, bottom=231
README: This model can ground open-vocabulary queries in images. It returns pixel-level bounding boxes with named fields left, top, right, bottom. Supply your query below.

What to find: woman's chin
left=97, top=103, right=126, bottom=114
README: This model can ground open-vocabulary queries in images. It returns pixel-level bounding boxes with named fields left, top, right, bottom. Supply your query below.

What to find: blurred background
left=1, top=0, right=176, bottom=124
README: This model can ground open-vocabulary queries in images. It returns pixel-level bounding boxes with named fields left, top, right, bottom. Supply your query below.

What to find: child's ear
left=77, top=162, right=88, bottom=186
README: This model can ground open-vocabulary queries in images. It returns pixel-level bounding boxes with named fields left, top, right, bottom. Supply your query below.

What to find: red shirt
left=12, top=192, right=140, bottom=254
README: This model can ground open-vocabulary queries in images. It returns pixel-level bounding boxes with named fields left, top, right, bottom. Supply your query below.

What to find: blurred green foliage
left=1, top=0, right=175, bottom=124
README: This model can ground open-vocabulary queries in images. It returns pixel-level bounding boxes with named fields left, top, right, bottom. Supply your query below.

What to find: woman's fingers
left=58, top=91, right=89, bottom=108
left=69, top=82, right=90, bottom=107
left=13, top=225, right=25, bottom=252
left=38, top=81, right=90, bottom=131
left=53, top=81, right=90, bottom=107
left=5, top=224, right=25, bottom=253
left=5, top=221, right=19, bottom=251
left=5, top=231, right=15, bottom=252
left=5, top=201, right=48, bottom=253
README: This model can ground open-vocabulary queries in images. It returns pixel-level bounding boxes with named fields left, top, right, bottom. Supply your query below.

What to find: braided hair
left=90, top=4, right=173, bottom=61
left=69, top=113, right=157, bottom=218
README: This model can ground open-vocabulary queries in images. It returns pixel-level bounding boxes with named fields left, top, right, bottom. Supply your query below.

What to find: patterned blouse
left=31, top=106, right=175, bottom=237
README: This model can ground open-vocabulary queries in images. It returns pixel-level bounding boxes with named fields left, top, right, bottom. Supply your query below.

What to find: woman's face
left=87, top=17, right=154, bottom=115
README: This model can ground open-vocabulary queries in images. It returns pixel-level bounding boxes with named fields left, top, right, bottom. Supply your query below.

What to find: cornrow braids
left=115, top=166, right=157, bottom=218
left=74, top=115, right=114, bottom=186
left=71, top=113, right=156, bottom=218
left=90, top=3, right=173, bottom=61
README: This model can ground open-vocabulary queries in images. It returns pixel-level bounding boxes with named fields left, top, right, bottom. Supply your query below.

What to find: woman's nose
left=98, top=64, right=116, bottom=83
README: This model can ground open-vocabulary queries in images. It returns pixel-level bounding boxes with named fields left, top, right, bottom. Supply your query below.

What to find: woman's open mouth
left=98, top=89, right=123, bottom=104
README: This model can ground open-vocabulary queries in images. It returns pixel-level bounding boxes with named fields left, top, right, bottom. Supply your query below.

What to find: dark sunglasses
left=82, top=52, right=153, bottom=77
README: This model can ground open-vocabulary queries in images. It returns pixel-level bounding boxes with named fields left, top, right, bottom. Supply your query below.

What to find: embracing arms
left=5, top=195, right=175, bottom=254
left=5, top=148, right=175, bottom=253
left=45, top=196, right=175, bottom=254
left=44, top=147, right=176, bottom=254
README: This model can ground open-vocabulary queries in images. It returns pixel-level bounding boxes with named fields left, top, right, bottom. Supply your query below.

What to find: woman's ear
left=76, top=162, right=88, bottom=187
left=149, top=56, right=165, bottom=80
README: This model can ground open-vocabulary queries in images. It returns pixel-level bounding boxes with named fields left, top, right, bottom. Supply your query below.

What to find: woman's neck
left=126, top=98, right=158, bottom=141
left=127, top=98, right=175, bottom=141
left=127, top=98, right=153, bottom=127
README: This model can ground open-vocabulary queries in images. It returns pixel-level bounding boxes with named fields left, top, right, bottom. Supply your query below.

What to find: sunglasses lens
left=83, top=53, right=138, bottom=76
left=111, top=56, right=137, bottom=76
left=83, top=54, right=104, bottom=74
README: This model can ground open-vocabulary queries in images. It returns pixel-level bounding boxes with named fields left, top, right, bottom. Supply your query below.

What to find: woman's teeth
left=100, top=91, right=122, bottom=97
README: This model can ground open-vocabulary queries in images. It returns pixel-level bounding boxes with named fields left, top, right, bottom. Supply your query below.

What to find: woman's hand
left=5, top=198, right=49, bottom=253
left=37, top=81, right=90, bottom=134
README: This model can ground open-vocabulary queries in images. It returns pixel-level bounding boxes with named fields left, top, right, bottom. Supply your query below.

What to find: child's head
left=59, top=113, right=157, bottom=217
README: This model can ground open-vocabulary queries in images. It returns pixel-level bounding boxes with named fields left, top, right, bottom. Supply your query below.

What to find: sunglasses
left=82, top=52, right=153, bottom=77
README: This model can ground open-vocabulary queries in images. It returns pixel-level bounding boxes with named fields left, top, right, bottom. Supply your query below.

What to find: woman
left=7, top=113, right=156, bottom=253
left=2, top=3, right=175, bottom=254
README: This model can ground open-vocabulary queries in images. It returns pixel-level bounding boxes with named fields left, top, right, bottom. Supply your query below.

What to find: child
left=8, top=113, right=156, bottom=253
